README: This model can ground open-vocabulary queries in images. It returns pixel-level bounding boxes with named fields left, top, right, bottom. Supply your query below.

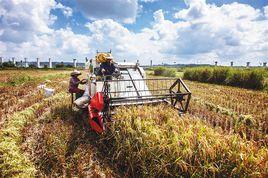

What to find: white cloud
left=1, top=27, right=92, bottom=61
left=153, top=9, right=165, bottom=22
left=0, top=0, right=89, bottom=61
left=174, top=0, right=207, bottom=20
left=55, top=3, right=73, bottom=17
left=85, top=19, right=164, bottom=63
left=76, top=0, right=138, bottom=24
left=264, top=6, right=268, bottom=18
left=139, top=0, right=159, bottom=2
left=171, top=0, right=268, bottom=65
left=0, top=0, right=57, bottom=43
left=0, top=41, right=7, bottom=55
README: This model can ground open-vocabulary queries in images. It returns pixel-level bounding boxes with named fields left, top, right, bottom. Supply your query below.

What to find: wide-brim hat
left=105, top=56, right=114, bottom=60
left=71, top=70, right=81, bottom=76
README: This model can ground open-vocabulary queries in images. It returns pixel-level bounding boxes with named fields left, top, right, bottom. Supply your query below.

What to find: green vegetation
left=153, top=66, right=177, bottom=77
left=183, top=67, right=267, bottom=90
left=5, top=75, right=34, bottom=86
left=0, top=72, right=69, bottom=87
left=0, top=61, right=16, bottom=68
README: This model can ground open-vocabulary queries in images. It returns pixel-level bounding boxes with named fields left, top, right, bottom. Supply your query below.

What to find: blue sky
left=52, top=0, right=268, bottom=33
left=0, top=0, right=268, bottom=65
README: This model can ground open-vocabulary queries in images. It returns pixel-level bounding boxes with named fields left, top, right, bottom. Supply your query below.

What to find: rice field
left=0, top=69, right=267, bottom=177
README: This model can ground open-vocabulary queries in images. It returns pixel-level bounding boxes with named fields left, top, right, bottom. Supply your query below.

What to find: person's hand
left=81, top=79, right=87, bottom=84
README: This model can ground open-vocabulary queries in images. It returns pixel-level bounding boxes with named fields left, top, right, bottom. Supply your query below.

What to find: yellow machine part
left=96, top=53, right=112, bottom=63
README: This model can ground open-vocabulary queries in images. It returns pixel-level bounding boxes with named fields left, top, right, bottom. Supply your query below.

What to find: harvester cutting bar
left=102, top=78, right=191, bottom=115
left=107, top=93, right=191, bottom=102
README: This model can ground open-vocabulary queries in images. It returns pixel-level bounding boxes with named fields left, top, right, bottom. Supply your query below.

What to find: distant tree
left=66, top=64, right=73, bottom=68
left=1, top=61, right=16, bottom=68
left=55, top=63, right=65, bottom=68
left=29, top=64, right=37, bottom=68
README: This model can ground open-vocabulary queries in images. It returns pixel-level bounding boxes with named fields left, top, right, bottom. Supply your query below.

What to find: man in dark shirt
left=100, top=56, right=116, bottom=76
left=100, top=56, right=118, bottom=80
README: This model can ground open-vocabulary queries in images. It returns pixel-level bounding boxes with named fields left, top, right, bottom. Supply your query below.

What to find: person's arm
left=80, top=79, right=87, bottom=84
left=72, top=78, right=81, bottom=85
left=100, top=63, right=106, bottom=74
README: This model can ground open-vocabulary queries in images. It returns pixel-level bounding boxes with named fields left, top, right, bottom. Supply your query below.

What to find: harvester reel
left=102, top=77, right=191, bottom=119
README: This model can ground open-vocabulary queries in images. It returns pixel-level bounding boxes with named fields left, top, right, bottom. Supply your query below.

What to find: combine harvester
left=79, top=51, right=191, bottom=133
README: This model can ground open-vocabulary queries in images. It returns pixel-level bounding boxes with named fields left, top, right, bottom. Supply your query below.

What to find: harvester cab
left=87, top=51, right=191, bottom=133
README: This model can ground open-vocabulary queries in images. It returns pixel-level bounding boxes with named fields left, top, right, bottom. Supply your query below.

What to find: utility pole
left=0, top=57, right=3, bottom=64
left=73, top=59, right=77, bottom=68
left=49, top=58, right=52, bottom=68
left=24, top=58, right=28, bottom=68
left=12, top=57, right=16, bottom=66
left=36, top=58, right=40, bottom=68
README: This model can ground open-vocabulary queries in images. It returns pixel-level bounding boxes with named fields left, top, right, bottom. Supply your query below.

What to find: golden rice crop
left=0, top=71, right=69, bottom=128
left=186, top=80, right=268, bottom=143
left=97, top=104, right=267, bottom=177
left=186, top=80, right=268, bottom=116
left=18, top=97, right=116, bottom=177
left=0, top=92, right=68, bottom=177
left=23, top=106, right=115, bottom=177
left=0, top=69, right=267, bottom=177
left=146, top=76, right=267, bottom=143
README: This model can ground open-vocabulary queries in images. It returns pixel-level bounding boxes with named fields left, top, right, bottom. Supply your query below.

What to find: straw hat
left=71, top=70, right=81, bottom=76
left=105, top=55, right=114, bottom=60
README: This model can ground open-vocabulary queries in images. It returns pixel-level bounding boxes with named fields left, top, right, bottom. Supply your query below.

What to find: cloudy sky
left=0, top=0, right=267, bottom=65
